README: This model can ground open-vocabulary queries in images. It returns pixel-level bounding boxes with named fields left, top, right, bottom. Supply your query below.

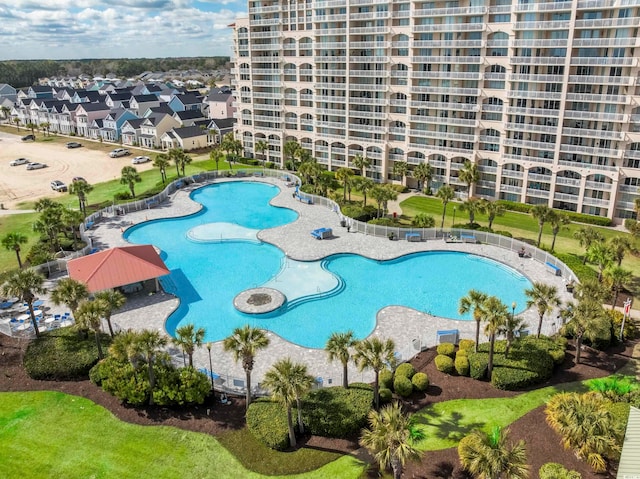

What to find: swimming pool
left=125, top=181, right=532, bottom=349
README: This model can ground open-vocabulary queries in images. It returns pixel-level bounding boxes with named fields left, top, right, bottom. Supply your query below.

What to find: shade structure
left=67, top=245, right=170, bottom=293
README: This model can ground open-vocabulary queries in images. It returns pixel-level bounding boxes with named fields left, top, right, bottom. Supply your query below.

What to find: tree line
left=0, top=57, right=230, bottom=88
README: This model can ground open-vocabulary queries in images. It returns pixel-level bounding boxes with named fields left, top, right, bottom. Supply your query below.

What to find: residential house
left=99, top=108, right=139, bottom=142
left=75, top=102, right=111, bottom=137
left=121, top=118, right=146, bottom=146
left=0, top=83, right=17, bottom=104
left=161, top=125, right=209, bottom=151
left=173, top=109, right=205, bottom=127
left=58, top=102, right=82, bottom=135
left=105, top=92, right=132, bottom=109
left=205, top=89, right=235, bottom=119
left=27, top=85, right=54, bottom=99
left=130, top=94, right=160, bottom=116
left=72, top=90, right=103, bottom=103
left=143, top=103, right=175, bottom=117
left=207, top=118, right=235, bottom=145
left=168, top=93, right=203, bottom=113
left=87, top=119, right=104, bottom=140
left=138, top=112, right=179, bottom=149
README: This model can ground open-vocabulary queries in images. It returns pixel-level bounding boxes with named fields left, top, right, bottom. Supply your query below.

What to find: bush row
left=553, top=252, right=598, bottom=283
left=496, top=200, right=612, bottom=226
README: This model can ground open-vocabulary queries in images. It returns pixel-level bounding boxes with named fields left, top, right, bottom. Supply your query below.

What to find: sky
left=0, top=0, right=247, bottom=60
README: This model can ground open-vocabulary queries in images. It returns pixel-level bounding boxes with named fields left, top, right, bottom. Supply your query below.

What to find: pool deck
left=81, top=176, right=574, bottom=391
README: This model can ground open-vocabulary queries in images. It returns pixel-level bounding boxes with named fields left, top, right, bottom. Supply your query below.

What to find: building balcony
left=502, top=169, right=524, bottom=179
left=556, top=177, right=581, bottom=187
left=585, top=181, right=613, bottom=191
left=527, top=188, right=551, bottom=198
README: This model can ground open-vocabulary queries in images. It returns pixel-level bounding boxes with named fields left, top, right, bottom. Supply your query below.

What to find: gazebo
left=67, top=245, right=170, bottom=293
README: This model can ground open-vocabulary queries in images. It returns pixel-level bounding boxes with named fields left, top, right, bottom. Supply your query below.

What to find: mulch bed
left=0, top=334, right=635, bottom=478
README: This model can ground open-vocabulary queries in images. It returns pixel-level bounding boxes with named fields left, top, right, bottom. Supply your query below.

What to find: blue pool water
left=125, top=181, right=532, bottom=348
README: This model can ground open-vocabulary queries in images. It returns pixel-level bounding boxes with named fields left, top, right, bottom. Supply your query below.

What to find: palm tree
left=50, top=277, right=89, bottom=317
left=336, top=167, right=354, bottom=202
left=25, top=121, right=37, bottom=135
left=353, top=337, right=396, bottom=410
left=459, top=289, right=489, bottom=352
left=223, top=325, right=270, bottom=408
left=392, top=161, right=409, bottom=186
left=360, top=402, right=423, bottom=479
left=326, top=331, right=357, bottom=388
left=498, top=305, right=526, bottom=357
left=262, top=358, right=299, bottom=447
left=480, top=200, right=505, bottom=230
left=412, top=213, right=435, bottom=228
left=69, top=179, right=93, bottom=217
left=12, top=117, right=21, bottom=130
left=75, top=299, right=109, bottom=359
left=574, top=277, right=611, bottom=304
left=413, top=162, right=433, bottom=193
left=458, top=161, right=479, bottom=198
left=586, top=242, right=615, bottom=281
left=482, top=296, right=509, bottom=379
left=563, top=299, right=610, bottom=365
left=531, top=204, right=553, bottom=247
left=436, top=184, right=455, bottom=229
left=524, top=282, right=561, bottom=337
left=545, top=392, right=623, bottom=473
left=291, top=361, right=315, bottom=435
left=209, top=147, right=224, bottom=173
left=153, top=153, right=171, bottom=184
left=357, top=177, right=375, bottom=206
left=109, top=329, right=141, bottom=366
left=133, top=330, right=168, bottom=405
left=283, top=139, right=300, bottom=168
left=1, top=232, right=28, bottom=268
left=574, top=226, right=604, bottom=264
left=1, top=269, right=47, bottom=337
left=94, top=289, right=126, bottom=336
left=459, top=198, right=483, bottom=226
left=609, top=235, right=634, bottom=266
left=173, top=323, right=206, bottom=367
left=0, top=105, right=9, bottom=119
left=61, top=208, right=84, bottom=251
left=458, top=426, right=529, bottom=479
left=254, top=139, right=268, bottom=167
left=548, top=211, right=571, bottom=252
left=351, top=154, right=371, bottom=177
left=602, top=266, right=633, bottom=311
left=120, top=166, right=142, bottom=198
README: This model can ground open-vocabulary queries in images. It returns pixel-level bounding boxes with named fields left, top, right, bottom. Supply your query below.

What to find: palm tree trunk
left=487, top=333, right=496, bottom=379
left=537, top=314, right=544, bottom=338
left=287, top=405, right=297, bottom=448
left=296, top=396, right=304, bottom=434
left=505, top=332, right=513, bottom=358
left=148, top=360, right=156, bottom=405
left=575, top=336, right=583, bottom=365
left=441, top=204, right=447, bottom=229
left=536, top=226, right=543, bottom=247
left=475, top=320, right=480, bottom=353
left=374, top=371, right=380, bottom=410
left=28, top=303, right=40, bottom=337
left=245, top=368, right=252, bottom=409
left=551, top=233, right=558, bottom=252
left=343, top=362, right=349, bottom=388
left=15, top=250, right=22, bottom=269
left=611, top=289, right=619, bottom=311
left=94, top=330, right=103, bottom=359
left=188, top=352, right=193, bottom=368
left=392, top=458, right=403, bottom=479
left=106, top=316, right=115, bottom=336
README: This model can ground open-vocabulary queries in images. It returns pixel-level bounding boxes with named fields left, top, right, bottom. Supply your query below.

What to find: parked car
left=21, top=134, right=35, bottom=141
left=50, top=180, right=67, bottom=192
left=66, top=142, right=82, bottom=149
left=72, top=176, right=86, bottom=183
left=109, top=148, right=130, bottom=158
left=132, top=155, right=151, bottom=164
left=10, top=158, right=29, bottom=166
left=26, top=162, right=47, bottom=170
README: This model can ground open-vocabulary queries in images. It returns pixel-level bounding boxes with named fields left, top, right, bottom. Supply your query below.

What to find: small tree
left=50, top=277, right=89, bottom=317
left=353, top=337, right=396, bottom=409
left=563, top=299, right=610, bottom=365
left=2, top=269, right=47, bottom=337
left=173, top=323, right=206, bottom=367
left=458, top=426, right=529, bottom=479
left=94, top=289, right=126, bottom=337
left=574, top=226, right=604, bottom=265
left=75, top=299, right=109, bottom=359
left=525, top=282, right=561, bottom=338
left=459, top=289, right=488, bottom=353
left=120, top=166, right=142, bottom=198
left=153, top=153, right=170, bottom=184
left=531, top=204, right=553, bottom=247
left=458, top=161, right=479, bottom=198
left=325, top=330, right=357, bottom=388
left=1, top=232, right=28, bottom=268
left=436, top=185, right=455, bottom=229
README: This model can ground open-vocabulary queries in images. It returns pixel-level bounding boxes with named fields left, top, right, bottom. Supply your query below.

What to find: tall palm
left=531, top=204, right=553, bottom=247
left=291, top=361, right=315, bottom=435
left=326, top=330, right=357, bottom=388
left=359, top=402, right=423, bottom=479
left=209, top=147, right=224, bottom=172
left=498, top=306, right=526, bottom=357
left=482, top=296, right=509, bottom=379
left=602, top=266, right=633, bottom=311
left=120, top=166, right=142, bottom=198
left=254, top=139, right=268, bottom=167
left=574, top=226, right=604, bottom=264
left=357, top=177, right=375, bottom=206
left=173, top=323, right=206, bottom=367
left=459, top=289, right=489, bottom=352
left=458, top=426, right=529, bottom=479
left=392, top=161, right=409, bottom=186
left=50, top=277, right=89, bottom=317
left=109, top=329, right=141, bottom=366
left=524, top=282, right=561, bottom=337
left=223, top=325, right=270, bottom=408
left=458, top=161, right=479, bottom=198
left=133, top=330, right=168, bottom=405
left=609, top=235, right=634, bottom=266
left=153, top=153, right=170, bottom=184
left=352, top=154, right=371, bottom=177
left=548, top=211, right=571, bottom=252
left=75, top=299, right=109, bottom=359
left=69, top=179, right=93, bottom=216
left=480, top=200, right=505, bottom=230
left=459, top=198, right=483, bottom=226
left=283, top=139, right=300, bottom=168
left=33, top=202, right=65, bottom=251
left=586, top=242, right=615, bottom=281
left=1, top=232, right=28, bottom=268
left=436, top=184, right=455, bottom=229
left=574, top=277, right=611, bottom=304
left=61, top=207, right=84, bottom=251
left=262, top=358, right=299, bottom=447
left=353, top=337, right=396, bottom=410
left=1, top=269, right=47, bottom=337
left=336, top=167, right=354, bottom=202
left=94, top=289, right=126, bottom=337
left=563, top=299, right=610, bottom=365
left=413, top=162, right=433, bottom=193
left=545, top=392, right=623, bottom=473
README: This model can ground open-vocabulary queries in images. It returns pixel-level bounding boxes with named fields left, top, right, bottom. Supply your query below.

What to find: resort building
left=230, top=0, right=640, bottom=223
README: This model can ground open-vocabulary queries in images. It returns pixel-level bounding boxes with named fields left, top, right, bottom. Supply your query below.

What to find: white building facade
left=231, top=0, right=640, bottom=222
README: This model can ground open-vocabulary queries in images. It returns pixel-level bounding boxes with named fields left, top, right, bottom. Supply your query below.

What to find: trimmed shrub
left=496, top=200, right=612, bottom=226
left=368, top=217, right=397, bottom=226
left=468, top=352, right=488, bottom=380
left=395, top=362, right=416, bottom=380
left=490, top=347, right=554, bottom=390
left=435, top=354, right=455, bottom=374
left=608, top=309, right=638, bottom=341
left=341, top=204, right=377, bottom=222
left=455, top=355, right=470, bottom=377
left=493, top=230, right=513, bottom=238
left=25, top=327, right=111, bottom=380
left=302, top=384, right=373, bottom=438
left=246, top=398, right=290, bottom=450
left=412, top=372, right=429, bottom=391
left=436, top=342, right=456, bottom=358
left=456, top=348, right=469, bottom=358
left=114, top=191, right=132, bottom=201
left=539, top=463, right=582, bottom=479
left=152, top=366, right=210, bottom=406
left=389, top=184, right=408, bottom=193
left=554, top=252, right=598, bottom=283
left=92, top=357, right=149, bottom=406
left=519, top=335, right=566, bottom=366
left=379, top=387, right=393, bottom=404
left=394, top=376, right=414, bottom=397
left=379, top=369, right=394, bottom=390
left=458, top=339, right=475, bottom=352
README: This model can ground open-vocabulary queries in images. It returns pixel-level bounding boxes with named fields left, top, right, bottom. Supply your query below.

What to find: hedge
left=539, top=463, right=582, bottom=479
left=24, top=327, right=111, bottom=380
left=468, top=352, right=488, bottom=380
left=456, top=348, right=468, bottom=358
left=246, top=398, right=291, bottom=450
left=302, top=383, right=373, bottom=438
left=496, top=200, right=612, bottom=226
left=412, top=372, right=429, bottom=391
left=490, top=347, right=554, bottom=390
left=436, top=342, right=456, bottom=358
left=553, top=252, right=598, bottom=282
left=395, top=362, right=416, bottom=380
left=394, top=376, right=414, bottom=397
left=379, top=369, right=394, bottom=390
left=435, top=354, right=455, bottom=374
left=341, top=204, right=377, bottom=222
left=455, top=356, right=470, bottom=377
left=458, top=339, right=475, bottom=352
left=379, top=387, right=393, bottom=404
left=519, top=336, right=566, bottom=366
left=368, top=217, right=397, bottom=226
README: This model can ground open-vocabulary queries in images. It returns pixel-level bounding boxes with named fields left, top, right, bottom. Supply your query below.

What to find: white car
left=109, top=148, right=130, bottom=158
left=10, top=158, right=29, bottom=166
left=132, top=155, right=151, bottom=164
left=26, top=162, right=47, bottom=170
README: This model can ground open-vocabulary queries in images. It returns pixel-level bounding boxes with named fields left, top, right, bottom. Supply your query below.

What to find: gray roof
left=172, top=125, right=206, bottom=139
left=618, top=406, right=640, bottom=478
left=206, top=90, right=233, bottom=102
left=78, top=102, right=110, bottom=112
left=211, top=118, right=235, bottom=129
left=123, top=118, right=145, bottom=129
left=133, top=94, right=158, bottom=103
left=173, top=93, right=202, bottom=105
left=175, top=109, right=204, bottom=121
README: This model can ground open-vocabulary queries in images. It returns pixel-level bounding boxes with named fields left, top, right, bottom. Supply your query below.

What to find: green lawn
left=0, top=391, right=366, bottom=479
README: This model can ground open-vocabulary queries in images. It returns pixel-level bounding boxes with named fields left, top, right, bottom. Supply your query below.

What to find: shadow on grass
left=413, top=410, right=486, bottom=443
